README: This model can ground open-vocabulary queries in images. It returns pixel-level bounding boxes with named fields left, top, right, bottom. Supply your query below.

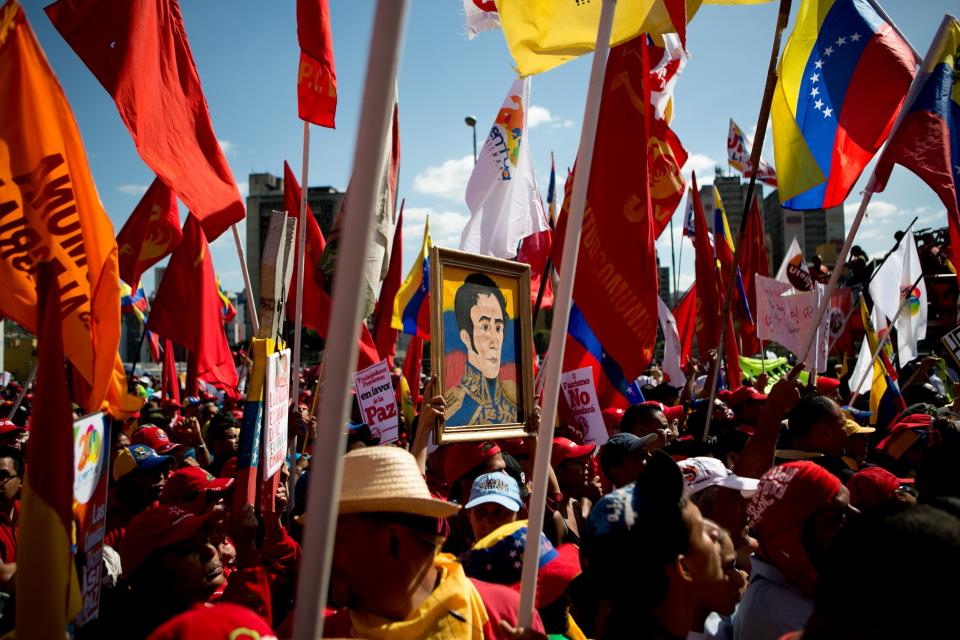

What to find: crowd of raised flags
left=0, top=0, right=959, bottom=637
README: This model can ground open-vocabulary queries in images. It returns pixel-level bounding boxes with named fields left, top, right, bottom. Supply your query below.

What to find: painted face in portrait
left=462, top=292, right=504, bottom=379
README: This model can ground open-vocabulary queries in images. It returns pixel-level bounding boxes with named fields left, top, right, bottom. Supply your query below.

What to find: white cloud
left=681, top=153, right=719, bottom=186
left=219, top=139, right=236, bottom=156
left=116, top=184, right=149, bottom=197
left=236, top=181, right=249, bottom=198
left=552, top=119, right=575, bottom=129
left=412, top=155, right=474, bottom=202
left=840, top=199, right=947, bottom=258
left=403, top=206, right=469, bottom=253
left=527, top=105, right=557, bottom=128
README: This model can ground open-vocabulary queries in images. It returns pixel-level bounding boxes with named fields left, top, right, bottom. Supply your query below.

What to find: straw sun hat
left=339, top=446, right=460, bottom=519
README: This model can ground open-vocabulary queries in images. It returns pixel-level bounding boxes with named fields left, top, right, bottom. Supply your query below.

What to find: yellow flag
left=0, top=1, right=140, bottom=418
left=859, top=299, right=887, bottom=426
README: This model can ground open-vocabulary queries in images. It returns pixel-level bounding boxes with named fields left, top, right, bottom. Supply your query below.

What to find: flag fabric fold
left=738, top=196, right=770, bottom=355
left=463, top=0, right=500, bottom=39
left=770, top=0, right=915, bottom=210
left=691, top=173, right=723, bottom=356
left=116, top=177, right=182, bottom=288
left=657, top=297, right=687, bottom=387
left=673, top=284, right=697, bottom=368
left=873, top=16, right=959, bottom=283
left=727, top=118, right=778, bottom=186
left=283, top=161, right=330, bottom=333
left=869, top=232, right=927, bottom=366
left=372, top=203, right=404, bottom=367
left=461, top=76, right=547, bottom=259
left=46, top=0, right=245, bottom=240
left=16, top=262, right=82, bottom=638
left=0, top=2, right=138, bottom=418
left=148, top=215, right=239, bottom=395
left=392, top=219, right=432, bottom=339
left=296, top=0, right=337, bottom=127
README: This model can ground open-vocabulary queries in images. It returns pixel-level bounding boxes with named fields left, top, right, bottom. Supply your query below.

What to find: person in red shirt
left=0, top=446, right=21, bottom=592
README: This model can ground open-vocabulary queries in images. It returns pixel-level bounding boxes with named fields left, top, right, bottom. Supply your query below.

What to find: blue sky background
left=20, top=0, right=956, bottom=296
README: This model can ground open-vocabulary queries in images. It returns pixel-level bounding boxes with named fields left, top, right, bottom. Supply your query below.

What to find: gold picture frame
left=430, top=247, right=535, bottom=444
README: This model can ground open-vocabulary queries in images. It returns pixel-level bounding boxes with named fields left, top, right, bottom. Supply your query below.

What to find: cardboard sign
left=73, top=413, right=109, bottom=626
left=561, top=366, right=608, bottom=446
left=755, top=274, right=829, bottom=372
left=353, top=359, right=399, bottom=444
left=263, top=348, right=291, bottom=480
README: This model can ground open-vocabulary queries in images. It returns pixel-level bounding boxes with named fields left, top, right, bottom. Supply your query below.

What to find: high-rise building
left=763, top=191, right=845, bottom=271
left=245, top=172, right=345, bottom=333
left=697, top=173, right=767, bottom=247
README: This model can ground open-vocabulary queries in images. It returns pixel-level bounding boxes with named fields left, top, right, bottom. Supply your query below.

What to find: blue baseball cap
left=465, top=472, right=522, bottom=512
left=112, top=444, right=174, bottom=481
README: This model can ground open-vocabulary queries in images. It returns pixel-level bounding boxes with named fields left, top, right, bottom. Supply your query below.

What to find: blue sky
left=20, top=0, right=956, bottom=296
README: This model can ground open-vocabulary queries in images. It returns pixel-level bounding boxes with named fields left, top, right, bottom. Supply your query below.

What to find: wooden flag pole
left=703, top=0, right=793, bottom=441
left=232, top=223, right=260, bottom=337
left=291, top=2, right=410, bottom=638
left=292, top=121, right=310, bottom=413
left=517, top=0, right=617, bottom=627
left=796, top=16, right=934, bottom=368
left=848, top=273, right=925, bottom=406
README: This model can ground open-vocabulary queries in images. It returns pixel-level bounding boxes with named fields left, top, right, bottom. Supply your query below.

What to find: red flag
left=402, top=335, right=424, bottom=407
left=357, top=323, right=380, bottom=371
left=552, top=36, right=659, bottom=380
left=16, top=263, right=81, bottom=635
left=116, top=177, right=182, bottom=287
left=516, top=227, right=553, bottom=311
left=828, top=287, right=854, bottom=356
left=691, top=174, right=722, bottom=356
left=46, top=0, right=245, bottom=241
left=283, top=161, right=330, bottom=332
left=297, top=0, right=337, bottom=127
left=148, top=215, right=238, bottom=394
left=372, top=203, right=404, bottom=367
left=161, top=337, right=181, bottom=406
left=724, top=316, right=743, bottom=390
left=738, top=196, right=769, bottom=356
left=673, top=283, right=696, bottom=368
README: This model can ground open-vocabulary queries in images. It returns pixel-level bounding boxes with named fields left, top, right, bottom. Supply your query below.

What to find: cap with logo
left=112, top=444, right=174, bottom=481
left=677, top=456, right=759, bottom=497
left=465, top=471, right=522, bottom=512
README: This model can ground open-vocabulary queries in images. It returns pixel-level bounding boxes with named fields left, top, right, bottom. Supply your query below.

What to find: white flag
left=755, top=274, right=829, bottom=372
left=775, top=237, right=813, bottom=292
left=657, top=297, right=687, bottom=387
left=896, top=234, right=927, bottom=365
left=850, top=336, right=873, bottom=396
left=463, top=0, right=500, bottom=39
left=869, top=246, right=904, bottom=322
left=461, top=77, right=548, bottom=259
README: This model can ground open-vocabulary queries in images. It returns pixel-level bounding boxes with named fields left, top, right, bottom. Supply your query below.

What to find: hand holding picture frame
left=430, top=247, right=535, bottom=444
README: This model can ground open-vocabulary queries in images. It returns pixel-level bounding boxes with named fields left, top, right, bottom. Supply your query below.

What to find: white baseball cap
left=678, top=456, right=759, bottom=497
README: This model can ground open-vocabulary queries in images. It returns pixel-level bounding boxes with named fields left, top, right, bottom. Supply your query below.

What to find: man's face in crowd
left=0, top=458, right=20, bottom=507
left=0, top=433, right=24, bottom=451
left=132, top=465, right=169, bottom=504
left=802, top=484, right=852, bottom=572
left=679, top=500, right=724, bottom=590
left=817, top=403, right=847, bottom=457
left=556, top=455, right=590, bottom=497
left=158, top=533, right=225, bottom=604
left=461, top=292, right=505, bottom=380
left=467, top=502, right=517, bottom=542
left=213, top=427, right=240, bottom=457
left=696, top=521, right=747, bottom=617
left=709, top=487, right=758, bottom=559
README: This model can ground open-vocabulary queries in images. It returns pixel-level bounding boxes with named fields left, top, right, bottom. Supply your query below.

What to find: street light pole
left=464, top=115, right=477, bottom=164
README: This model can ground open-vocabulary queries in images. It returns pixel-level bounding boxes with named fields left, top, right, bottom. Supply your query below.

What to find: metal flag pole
left=517, top=0, right=617, bottom=628
left=291, top=2, right=409, bottom=638
left=292, top=121, right=310, bottom=410
left=6, top=363, right=37, bottom=419
left=703, top=0, right=793, bottom=441
left=231, top=223, right=260, bottom=336
left=848, top=273, right=925, bottom=406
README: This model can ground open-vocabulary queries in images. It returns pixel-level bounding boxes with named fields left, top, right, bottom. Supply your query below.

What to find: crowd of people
left=0, top=333, right=959, bottom=638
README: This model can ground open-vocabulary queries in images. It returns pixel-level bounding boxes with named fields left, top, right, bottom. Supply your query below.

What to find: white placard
left=755, top=274, right=829, bottom=372
left=353, top=358, right=399, bottom=444
left=263, top=348, right=291, bottom=480
left=561, top=366, right=608, bottom=446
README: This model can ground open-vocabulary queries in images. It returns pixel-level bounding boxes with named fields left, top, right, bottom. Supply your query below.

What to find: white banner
left=263, top=348, right=291, bottom=480
left=354, top=358, right=399, bottom=444
left=561, top=366, right=608, bottom=446
left=755, top=274, right=828, bottom=372
left=463, top=0, right=500, bottom=39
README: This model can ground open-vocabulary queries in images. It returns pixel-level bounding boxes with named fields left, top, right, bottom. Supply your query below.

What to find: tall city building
left=245, top=172, right=345, bottom=334
left=763, top=192, right=845, bottom=271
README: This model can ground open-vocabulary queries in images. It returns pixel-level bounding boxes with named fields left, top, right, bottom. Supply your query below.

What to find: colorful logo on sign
left=904, top=285, right=922, bottom=316
left=74, top=416, right=105, bottom=505
left=76, top=424, right=101, bottom=472
left=492, top=94, right=524, bottom=178
left=786, top=255, right=813, bottom=291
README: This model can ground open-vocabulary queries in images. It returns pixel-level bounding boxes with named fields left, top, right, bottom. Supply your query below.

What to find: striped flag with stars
left=771, top=0, right=916, bottom=210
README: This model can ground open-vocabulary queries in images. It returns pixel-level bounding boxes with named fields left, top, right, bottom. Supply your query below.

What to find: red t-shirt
left=0, top=501, right=19, bottom=564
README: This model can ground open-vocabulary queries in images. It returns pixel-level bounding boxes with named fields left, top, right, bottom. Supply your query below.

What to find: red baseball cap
left=120, top=505, right=213, bottom=578
left=497, top=438, right=532, bottom=458
left=160, top=466, right=234, bottom=507
left=0, top=419, right=25, bottom=436
left=815, top=377, right=841, bottom=395
left=847, top=467, right=902, bottom=511
left=551, top=437, right=596, bottom=466
left=601, top=408, right=624, bottom=433
left=147, top=603, right=276, bottom=640
left=443, top=441, right=502, bottom=485
left=875, top=413, right=933, bottom=460
left=729, top=386, right=767, bottom=406
left=131, top=425, right=182, bottom=455
left=641, top=400, right=684, bottom=422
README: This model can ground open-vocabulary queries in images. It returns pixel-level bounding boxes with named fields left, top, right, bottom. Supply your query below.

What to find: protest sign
left=353, top=359, right=399, bottom=444
left=263, top=348, right=291, bottom=480
left=73, top=413, right=109, bottom=626
left=561, top=366, right=607, bottom=446
left=755, top=274, right=829, bottom=372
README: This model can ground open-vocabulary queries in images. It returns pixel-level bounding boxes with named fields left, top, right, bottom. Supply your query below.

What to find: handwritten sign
left=263, top=348, right=291, bottom=480
left=354, top=359, right=399, bottom=444
left=755, top=274, right=828, bottom=372
left=561, top=366, right=608, bottom=446
left=73, top=413, right=109, bottom=626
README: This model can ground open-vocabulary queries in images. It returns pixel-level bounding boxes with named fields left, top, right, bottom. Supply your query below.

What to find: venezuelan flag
left=772, top=0, right=915, bottom=209
left=860, top=299, right=905, bottom=427
left=391, top=219, right=431, bottom=339
left=216, top=276, right=237, bottom=322
left=713, top=188, right=754, bottom=323
left=120, top=282, right=149, bottom=324
left=875, top=16, right=960, bottom=281
left=563, top=303, right=644, bottom=411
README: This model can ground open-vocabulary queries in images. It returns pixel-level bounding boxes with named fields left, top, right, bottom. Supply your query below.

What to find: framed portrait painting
left=429, top=247, right=535, bottom=444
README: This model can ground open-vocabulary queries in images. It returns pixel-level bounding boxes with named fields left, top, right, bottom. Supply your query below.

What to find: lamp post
left=464, top=115, right=477, bottom=164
